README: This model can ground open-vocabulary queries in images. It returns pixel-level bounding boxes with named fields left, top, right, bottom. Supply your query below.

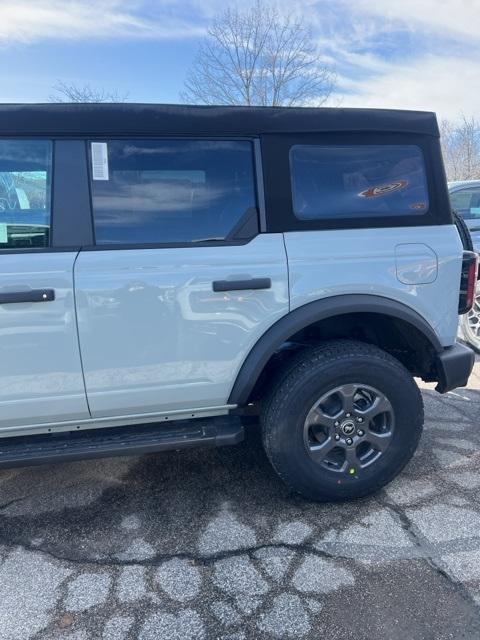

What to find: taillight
left=459, top=251, right=478, bottom=314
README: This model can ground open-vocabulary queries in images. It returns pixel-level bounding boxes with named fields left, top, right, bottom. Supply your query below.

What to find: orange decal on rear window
left=359, top=180, right=408, bottom=198
left=410, top=202, right=427, bottom=210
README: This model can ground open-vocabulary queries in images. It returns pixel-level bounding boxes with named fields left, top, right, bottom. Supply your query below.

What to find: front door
left=0, top=139, right=89, bottom=431
left=74, top=138, right=289, bottom=418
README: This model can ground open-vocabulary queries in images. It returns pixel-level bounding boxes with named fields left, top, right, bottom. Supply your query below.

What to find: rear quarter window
left=290, top=145, right=429, bottom=220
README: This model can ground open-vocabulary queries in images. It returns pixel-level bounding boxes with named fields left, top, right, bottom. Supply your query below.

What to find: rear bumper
left=435, top=342, right=475, bottom=393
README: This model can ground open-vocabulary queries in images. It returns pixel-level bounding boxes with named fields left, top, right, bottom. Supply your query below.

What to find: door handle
left=212, top=278, right=271, bottom=292
left=0, top=289, right=55, bottom=304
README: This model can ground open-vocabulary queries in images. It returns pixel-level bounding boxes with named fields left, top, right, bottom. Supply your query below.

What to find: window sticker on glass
left=91, top=143, right=109, bottom=181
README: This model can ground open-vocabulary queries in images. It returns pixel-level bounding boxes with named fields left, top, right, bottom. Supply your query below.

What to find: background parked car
left=450, top=180, right=480, bottom=351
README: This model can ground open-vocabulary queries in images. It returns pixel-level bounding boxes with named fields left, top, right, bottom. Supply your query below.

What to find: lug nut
left=334, top=421, right=340, bottom=427
left=334, top=434, right=340, bottom=441
left=357, top=417, right=363, bottom=423
left=357, top=430, right=365, bottom=437
left=345, top=437, right=353, bottom=445
left=345, top=413, right=351, bottom=418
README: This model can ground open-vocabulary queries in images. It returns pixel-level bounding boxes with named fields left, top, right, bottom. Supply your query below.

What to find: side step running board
left=0, top=417, right=244, bottom=469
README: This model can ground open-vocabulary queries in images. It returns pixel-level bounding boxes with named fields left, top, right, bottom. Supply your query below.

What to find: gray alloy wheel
left=460, top=281, right=480, bottom=352
left=303, top=383, right=395, bottom=474
left=261, top=340, right=423, bottom=501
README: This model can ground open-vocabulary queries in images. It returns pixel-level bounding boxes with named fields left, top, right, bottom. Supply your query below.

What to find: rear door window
left=88, top=139, right=258, bottom=245
left=290, top=145, right=429, bottom=220
left=0, top=140, right=52, bottom=248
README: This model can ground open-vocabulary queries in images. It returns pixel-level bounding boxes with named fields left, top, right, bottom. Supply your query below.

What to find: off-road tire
left=261, top=340, right=424, bottom=501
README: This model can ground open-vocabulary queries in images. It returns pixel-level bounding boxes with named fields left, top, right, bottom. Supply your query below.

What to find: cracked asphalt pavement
left=2, top=363, right=480, bottom=639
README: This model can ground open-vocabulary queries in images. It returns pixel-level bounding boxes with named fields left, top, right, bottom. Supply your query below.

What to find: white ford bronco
left=0, top=103, right=476, bottom=501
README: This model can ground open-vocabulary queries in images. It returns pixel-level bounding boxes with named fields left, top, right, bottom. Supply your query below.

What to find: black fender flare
left=228, top=294, right=442, bottom=406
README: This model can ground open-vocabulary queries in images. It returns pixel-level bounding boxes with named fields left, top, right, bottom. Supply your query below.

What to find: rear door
left=0, top=139, right=89, bottom=431
left=74, top=138, right=288, bottom=418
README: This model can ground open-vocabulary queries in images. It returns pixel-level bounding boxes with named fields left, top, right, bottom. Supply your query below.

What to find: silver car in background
left=449, top=180, right=480, bottom=350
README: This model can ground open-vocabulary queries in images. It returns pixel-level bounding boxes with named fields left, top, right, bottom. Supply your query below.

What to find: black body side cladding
left=228, top=294, right=444, bottom=406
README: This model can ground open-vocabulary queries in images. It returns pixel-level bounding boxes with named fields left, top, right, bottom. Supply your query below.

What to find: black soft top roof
left=0, top=103, right=439, bottom=138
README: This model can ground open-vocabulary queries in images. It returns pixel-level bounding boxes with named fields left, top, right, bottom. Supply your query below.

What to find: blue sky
left=0, top=0, right=479, bottom=120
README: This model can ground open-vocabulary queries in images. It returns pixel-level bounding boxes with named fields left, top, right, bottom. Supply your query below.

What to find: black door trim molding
left=52, top=140, right=94, bottom=248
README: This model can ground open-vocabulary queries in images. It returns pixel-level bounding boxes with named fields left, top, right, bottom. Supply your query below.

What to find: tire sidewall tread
left=261, top=340, right=424, bottom=502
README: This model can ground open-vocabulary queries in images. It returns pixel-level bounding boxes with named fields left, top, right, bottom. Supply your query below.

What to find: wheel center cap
left=340, top=420, right=355, bottom=436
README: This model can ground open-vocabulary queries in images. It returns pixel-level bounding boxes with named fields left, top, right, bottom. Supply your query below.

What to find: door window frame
left=261, top=131, right=452, bottom=232
left=84, top=136, right=263, bottom=251
left=0, top=136, right=266, bottom=253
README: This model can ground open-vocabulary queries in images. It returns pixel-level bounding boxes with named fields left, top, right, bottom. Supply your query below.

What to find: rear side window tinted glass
left=0, top=140, right=52, bottom=249
left=89, top=140, right=258, bottom=245
left=450, top=188, right=480, bottom=220
left=290, top=145, right=429, bottom=220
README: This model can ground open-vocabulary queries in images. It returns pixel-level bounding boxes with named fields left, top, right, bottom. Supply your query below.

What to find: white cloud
left=352, top=0, right=480, bottom=41
left=0, top=1, right=205, bottom=44
left=336, top=54, right=480, bottom=121
left=312, top=0, right=480, bottom=120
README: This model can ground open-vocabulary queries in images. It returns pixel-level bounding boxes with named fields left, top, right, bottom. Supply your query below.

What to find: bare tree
left=49, top=81, right=128, bottom=103
left=440, top=115, right=480, bottom=181
left=181, top=2, right=334, bottom=107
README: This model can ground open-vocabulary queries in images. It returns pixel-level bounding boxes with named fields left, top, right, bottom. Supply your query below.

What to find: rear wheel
left=261, top=340, right=423, bottom=501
